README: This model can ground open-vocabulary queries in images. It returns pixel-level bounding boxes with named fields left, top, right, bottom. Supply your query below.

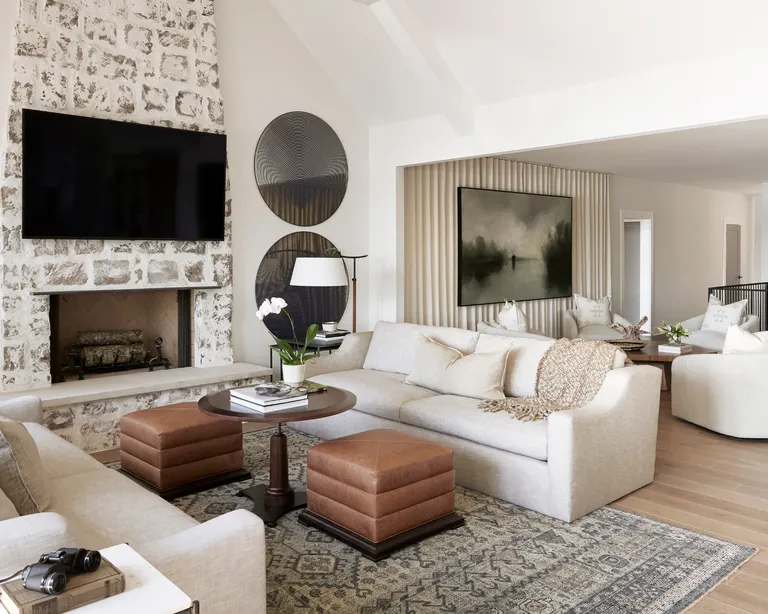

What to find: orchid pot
left=256, top=297, right=318, bottom=386
left=282, top=364, right=307, bottom=385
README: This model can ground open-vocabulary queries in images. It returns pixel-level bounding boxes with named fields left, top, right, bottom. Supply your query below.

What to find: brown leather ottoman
left=298, top=429, right=464, bottom=560
left=120, top=402, right=250, bottom=499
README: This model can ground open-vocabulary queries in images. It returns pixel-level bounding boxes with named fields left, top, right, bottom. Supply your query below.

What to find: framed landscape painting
left=457, top=187, right=573, bottom=307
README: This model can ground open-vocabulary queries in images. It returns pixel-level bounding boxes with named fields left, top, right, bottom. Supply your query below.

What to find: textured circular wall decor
left=254, top=111, right=348, bottom=226
left=255, top=232, right=349, bottom=339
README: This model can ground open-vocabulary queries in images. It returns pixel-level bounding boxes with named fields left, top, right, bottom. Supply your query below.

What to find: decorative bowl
left=605, top=339, right=647, bottom=351
left=322, top=322, right=338, bottom=332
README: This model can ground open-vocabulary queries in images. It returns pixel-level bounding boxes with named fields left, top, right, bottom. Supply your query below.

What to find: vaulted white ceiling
left=505, top=118, right=768, bottom=195
left=270, top=0, right=768, bottom=126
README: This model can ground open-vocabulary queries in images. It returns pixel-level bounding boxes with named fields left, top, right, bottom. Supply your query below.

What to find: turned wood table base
left=237, top=423, right=307, bottom=527
left=199, top=386, right=357, bottom=527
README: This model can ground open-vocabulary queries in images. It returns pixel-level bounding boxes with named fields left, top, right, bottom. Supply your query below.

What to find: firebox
left=49, top=289, right=193, bottom=382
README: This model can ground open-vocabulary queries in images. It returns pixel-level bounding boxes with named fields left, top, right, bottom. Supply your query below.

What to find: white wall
left=610, top=175, right=754, bottom=327
left=368, top=47, right=768, bottom=325
left=215, top=0, right=369, bottom=370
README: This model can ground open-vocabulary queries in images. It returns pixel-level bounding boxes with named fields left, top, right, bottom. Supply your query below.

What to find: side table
left=199, top=386, right=356, bottom=526
left=0, top=544, right=198, bottom=614
left=269, top=337, right=344, bottom=380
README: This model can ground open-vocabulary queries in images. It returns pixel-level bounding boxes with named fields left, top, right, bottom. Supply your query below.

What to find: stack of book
left=231, top=385, right=309, bottom=412
left=314, top=329, right=350, bottom=346
left=658, top=343, right=692, bottom=355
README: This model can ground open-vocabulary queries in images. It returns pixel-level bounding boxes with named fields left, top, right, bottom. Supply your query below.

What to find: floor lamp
left=290, top=254, right=367, bottom=332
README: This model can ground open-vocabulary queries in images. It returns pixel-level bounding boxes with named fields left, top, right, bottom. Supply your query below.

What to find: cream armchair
left=672, top=352, right=768, bottom=437
left=562, top=310, right=633, bottom=341
left=680, top=313, right=759, bottom=352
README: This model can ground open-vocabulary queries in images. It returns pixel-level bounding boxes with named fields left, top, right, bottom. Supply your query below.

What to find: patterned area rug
left=133, top=429, right=755, bottom=613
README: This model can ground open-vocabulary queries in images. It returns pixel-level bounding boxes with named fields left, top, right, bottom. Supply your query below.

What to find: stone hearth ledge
left=0, top=363, right=272, bottom=452
left=0, top=363, right=271, bottom=407
left=31, top=284, right=223, bottom=296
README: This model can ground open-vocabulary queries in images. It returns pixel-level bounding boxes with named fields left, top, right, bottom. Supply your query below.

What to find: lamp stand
left=346, top=255, right=366, bottom=333
left=321, top=250, right=367, bottom=333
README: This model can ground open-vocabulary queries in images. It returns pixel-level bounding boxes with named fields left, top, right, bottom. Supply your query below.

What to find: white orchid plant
left=256, top=297, right=319, bottom=366
left=656, top=321, right=691, bottom=346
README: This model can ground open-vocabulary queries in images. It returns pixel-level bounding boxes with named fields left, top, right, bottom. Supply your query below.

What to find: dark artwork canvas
left=458, top=187, right=572, bottom=307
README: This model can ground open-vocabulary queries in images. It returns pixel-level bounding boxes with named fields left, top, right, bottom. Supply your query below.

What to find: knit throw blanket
left=480, top=338, right=622, bottom=422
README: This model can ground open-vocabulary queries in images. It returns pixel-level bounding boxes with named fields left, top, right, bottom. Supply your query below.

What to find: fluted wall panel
left=404, top=158, right=610, bottom=338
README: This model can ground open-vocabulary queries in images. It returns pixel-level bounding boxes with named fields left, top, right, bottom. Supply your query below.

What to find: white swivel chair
left=561, top=310, right=634, bottom=341
left=673, top=350, right=768, bottom=437
left=680, top=313, right=759, bottom=352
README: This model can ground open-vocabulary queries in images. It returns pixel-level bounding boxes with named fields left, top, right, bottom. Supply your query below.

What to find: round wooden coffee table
left=199, top=386, right=356, bottom=526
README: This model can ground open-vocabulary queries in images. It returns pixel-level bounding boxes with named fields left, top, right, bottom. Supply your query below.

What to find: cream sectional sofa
left=300, top=321, right=662, bottom=522
left=0, top=397, right=266, bottom=614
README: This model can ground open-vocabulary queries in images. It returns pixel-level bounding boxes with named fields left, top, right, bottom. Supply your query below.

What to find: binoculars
left=21, top=548, right=102, bottom=595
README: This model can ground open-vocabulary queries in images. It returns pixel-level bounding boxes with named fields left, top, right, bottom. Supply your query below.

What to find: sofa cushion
left=400, top=395, right=549, bottom=461
left=0, top=488, right=18, bottom=521
left=25, top=423, right=105, bottom=481
left=310, top=369, right=438, bottom=421
left=0, top=418, right=50, bottom=515
left=49, top=469, right=198, bottom=546
left=363, top=321, right=479, bottom=375
left=476, top=334, right=554, bottom=398
left=722, top=326, right=768, bottom=354
left=404, top=334, right=508, bottom=400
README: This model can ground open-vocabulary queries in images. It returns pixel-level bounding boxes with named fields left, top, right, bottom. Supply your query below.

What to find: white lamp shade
left=290, top=257, right=348, bottom=287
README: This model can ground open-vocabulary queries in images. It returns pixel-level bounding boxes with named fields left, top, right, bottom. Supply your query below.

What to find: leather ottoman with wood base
left=298, top=429, right=464, bottom=561
left=120, top=402, right=250, bottom=499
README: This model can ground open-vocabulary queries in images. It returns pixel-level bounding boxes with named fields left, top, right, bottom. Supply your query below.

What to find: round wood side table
left=198, top=386, right=356, bottom=526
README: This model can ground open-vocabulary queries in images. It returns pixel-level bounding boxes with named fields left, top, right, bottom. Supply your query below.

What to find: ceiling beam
left=368, top=0, right=474, bottom=134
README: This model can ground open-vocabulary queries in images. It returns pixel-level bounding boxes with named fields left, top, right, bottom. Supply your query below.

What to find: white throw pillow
left=0, top=418, right=50, bottom=515
left=363, top=321, right=480, bottom=375
left=405, top=335, right=509, bottom=400
left=722, top=326, right=768, bottom=354
left=701, top=298, right=748, bottom=334
left=497, top=301, right=528, bottom=332
left=0, top=487, right=18, bottom=521
left=707, top=294, right=749, bottom=325
left=476, top=334, right=625, bottom=398
left=573, top=294, right=612, bottom=329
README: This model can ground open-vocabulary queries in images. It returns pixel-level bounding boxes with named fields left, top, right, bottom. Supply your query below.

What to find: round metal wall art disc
left=254, top=111, right=348, bottom=226
left=254, top=232, right=349, bottom=340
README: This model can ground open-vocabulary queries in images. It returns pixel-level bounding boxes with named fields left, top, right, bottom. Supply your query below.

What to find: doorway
left=621, top=211, right=653, bottom=329
left=725, top=222, right=742, bottom=286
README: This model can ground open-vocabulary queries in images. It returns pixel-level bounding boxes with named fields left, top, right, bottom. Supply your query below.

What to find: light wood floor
left=612, top=391, right=768, bottom=613
left=93, top=394, right=767, bottom=612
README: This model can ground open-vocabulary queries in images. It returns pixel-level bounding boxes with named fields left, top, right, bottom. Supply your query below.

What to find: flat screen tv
left=22, top=109, right=226, bottom=241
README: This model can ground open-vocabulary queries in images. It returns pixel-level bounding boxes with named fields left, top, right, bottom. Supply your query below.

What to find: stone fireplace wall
left=0, top=0, right=233, bottom=391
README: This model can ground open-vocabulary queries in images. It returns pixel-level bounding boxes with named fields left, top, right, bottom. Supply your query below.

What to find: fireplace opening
left=50, top=289, right=193, bottom=382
